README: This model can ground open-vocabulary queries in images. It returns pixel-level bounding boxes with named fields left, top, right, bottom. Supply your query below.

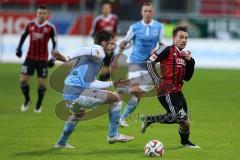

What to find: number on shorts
left=21, top=65, right=28, bottom=74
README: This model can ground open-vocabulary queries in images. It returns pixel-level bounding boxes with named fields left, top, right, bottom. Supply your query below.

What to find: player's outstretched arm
left=113, top=79, right=131, bottom=88
left=51, top=49, right=68, bottom=62
left=89, top=79, right=130, bottom=89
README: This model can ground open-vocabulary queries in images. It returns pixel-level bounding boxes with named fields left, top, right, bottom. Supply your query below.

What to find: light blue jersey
left=125, top=19, right=164, bottom=63
left=63, top=45, right=105, bottom=100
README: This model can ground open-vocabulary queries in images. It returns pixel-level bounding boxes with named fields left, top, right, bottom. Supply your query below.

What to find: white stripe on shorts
left=165, top=94, right=176, bottom=116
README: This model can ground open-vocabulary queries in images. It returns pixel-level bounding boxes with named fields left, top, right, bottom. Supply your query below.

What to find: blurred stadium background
left=1, top=0, right=240, bottom=68
left=0, top=1, right=240, bottom=160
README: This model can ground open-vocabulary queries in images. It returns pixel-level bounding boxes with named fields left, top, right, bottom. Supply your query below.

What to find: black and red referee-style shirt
left=19, top=20, right=57, bottom=61
left=146, top=44, right=195, bottom=94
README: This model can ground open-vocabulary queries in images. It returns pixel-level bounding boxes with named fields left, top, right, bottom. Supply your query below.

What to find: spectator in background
left=16, top=5, right=57, bottom=113
left=90, top=2, right=119, bottom=81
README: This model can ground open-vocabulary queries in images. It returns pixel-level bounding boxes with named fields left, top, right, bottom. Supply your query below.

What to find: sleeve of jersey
left=89, top=17, right=98, bottom=37
left=51, top=25, right=57, bottom=50
left=17, top=24, right=29, bottom=50
left=146, top=45, right=169, bottom=85
left=158, top=24, right=164, bottom=43
left=89, top=80, right=113, bottom=89
left=124, top=26, right=134, bottom=41
left=184, top=58, right=195, bottom=81
left=66, top=46, right=105, bottom=60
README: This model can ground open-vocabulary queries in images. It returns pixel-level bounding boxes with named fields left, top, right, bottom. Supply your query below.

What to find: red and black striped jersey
left=147, top=44, right=195, bottom=93
left=90, top=13, right=118, bottom=36
left=19, top=20, right=57, bottom=61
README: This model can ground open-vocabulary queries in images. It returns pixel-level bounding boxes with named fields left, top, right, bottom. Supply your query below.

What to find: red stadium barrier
left=0, top=0, right=80, bottom=5
left=0, top=11, right=36, bottom=34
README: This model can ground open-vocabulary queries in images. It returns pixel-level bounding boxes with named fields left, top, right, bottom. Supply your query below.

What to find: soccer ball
left=144, top=140, right=164, bottom=157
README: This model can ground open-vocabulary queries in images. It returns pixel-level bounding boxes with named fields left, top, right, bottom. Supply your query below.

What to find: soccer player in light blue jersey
left=52, top=31, right=134, bottom=148
left=119, top=2, right=164, bottom=127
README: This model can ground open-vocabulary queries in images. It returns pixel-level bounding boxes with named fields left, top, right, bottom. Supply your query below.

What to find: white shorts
left=128, top=64, right=154, bottom=92
left=67, top=88, right=108, bottom=110
left=128, top=70, right=154, bottom=92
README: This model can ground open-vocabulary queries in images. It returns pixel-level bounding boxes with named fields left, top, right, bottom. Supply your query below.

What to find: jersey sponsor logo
left=176, top=58, right=186, bottom=66
left=32, top=32, right=44, bottom=40
left=104, top=26, right=114, bottom=32
left=149, top=53, right=157, bottom=61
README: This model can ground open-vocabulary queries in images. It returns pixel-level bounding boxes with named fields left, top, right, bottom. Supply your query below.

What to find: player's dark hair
left=38, top=5, right=48, bottom=10
left=94, top=31, right=112, bottom=45
left=172, top=26, right=188, bottom=37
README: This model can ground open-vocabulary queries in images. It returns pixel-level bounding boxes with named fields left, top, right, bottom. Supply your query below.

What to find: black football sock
left=179, top=128, right=190, bottom=144
left=20, top=82, right=30, bottom=106
left=99, top=73, right=110, bottom=81
left=36, top=85, right=46, bottom=110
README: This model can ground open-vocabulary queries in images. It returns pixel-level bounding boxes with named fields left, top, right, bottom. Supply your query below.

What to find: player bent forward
left=52, top=31, right=134, bottom=148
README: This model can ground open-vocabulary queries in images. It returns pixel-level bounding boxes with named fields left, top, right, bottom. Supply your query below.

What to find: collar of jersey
left=101, top=14, right=113, bottom=22
left=34, top=20, right=48, bottom=27
left=173, top=44, right=185, bottom=53
left=141, top=19, right=154, bottom=26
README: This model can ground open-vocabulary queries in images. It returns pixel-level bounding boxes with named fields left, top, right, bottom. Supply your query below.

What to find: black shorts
left=21, top=58, right=48, bottom=78
left=158, top=91, right=188, bottom=121
left=103, top=52, right=114, bottom=67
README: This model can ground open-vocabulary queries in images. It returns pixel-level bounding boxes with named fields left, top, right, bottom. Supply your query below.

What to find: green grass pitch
left=0, top=63, right=239, bottom=160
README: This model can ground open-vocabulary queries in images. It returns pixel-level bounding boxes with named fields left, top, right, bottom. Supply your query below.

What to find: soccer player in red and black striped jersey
left=89, top=2, right=118, bottom=81
left=141, top=26, right=200, bottom=148
left=16, top=5, right=57, bottom=113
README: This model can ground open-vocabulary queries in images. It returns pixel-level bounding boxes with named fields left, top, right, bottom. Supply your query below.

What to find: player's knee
left=111, top=101, right=122, bottom=112
left=131, top=91, right=144, bottom=98
left=180, top=119, right=190, bottom=129
left=73, top=110, right=85, bottom=119
left=128, top=96, right=139, bottom=107
left=111, top=92, right=122, bottom=103
left=20, top=81, right=28, bottom=87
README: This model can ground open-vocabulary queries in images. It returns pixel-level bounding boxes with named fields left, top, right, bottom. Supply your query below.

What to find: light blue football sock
left=108, top=101, right=122, bottom=138
left=121, top=96, right=138, bottom=119
left=57, top=121, right=78, bottom=146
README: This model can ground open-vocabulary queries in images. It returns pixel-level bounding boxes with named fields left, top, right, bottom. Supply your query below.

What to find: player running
left=141, top=26, right=200, bottom=149
left=16, top=5, right=57, bottom=113
left=119, top=2, right=164, bottom=127
left=53, top=31, right=134, bottom=148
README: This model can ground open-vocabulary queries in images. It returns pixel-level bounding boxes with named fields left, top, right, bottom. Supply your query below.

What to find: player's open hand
left=51, top=49, right=68, bottom=62
left=113, top=79, right=131, bottom=88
